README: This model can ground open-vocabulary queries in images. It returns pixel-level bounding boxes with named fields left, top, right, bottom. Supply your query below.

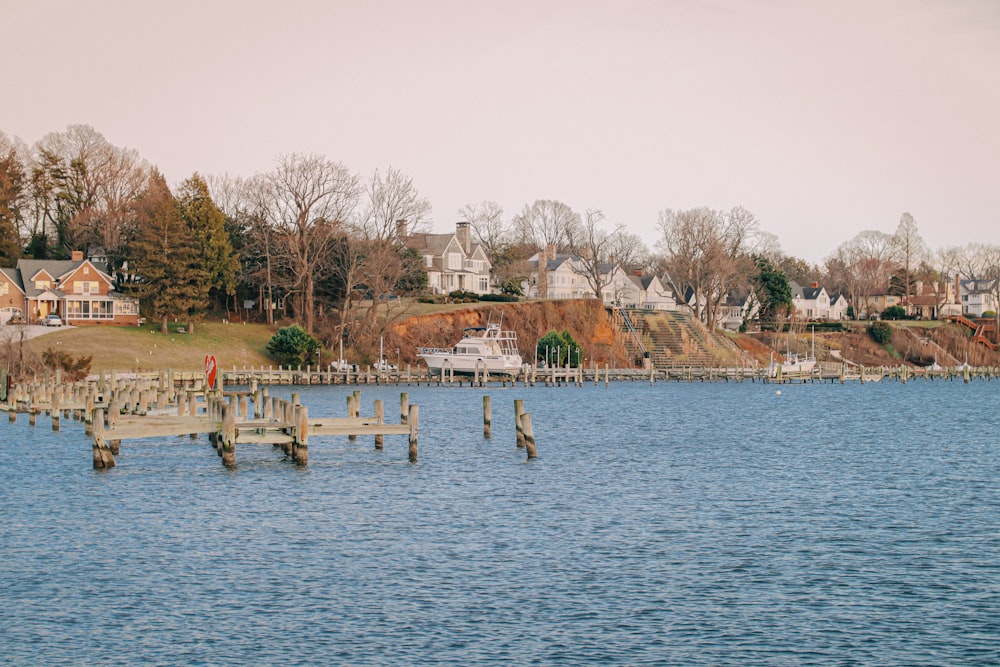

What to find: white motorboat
left=418, top=321, right=523, bottom=376
left=768, top=326, right=817, bottom=378
left=768, top=352, right=817, bottom=378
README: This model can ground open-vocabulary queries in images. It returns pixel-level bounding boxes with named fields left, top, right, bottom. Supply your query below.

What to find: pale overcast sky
left=3, top=0, right=998, bottom=264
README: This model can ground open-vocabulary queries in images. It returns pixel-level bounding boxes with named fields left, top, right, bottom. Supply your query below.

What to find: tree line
left=2, top=124, right=999, bottom=351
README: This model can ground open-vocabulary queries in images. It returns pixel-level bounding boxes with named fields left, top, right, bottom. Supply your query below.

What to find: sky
left=3, top=0, right=999, bottom=264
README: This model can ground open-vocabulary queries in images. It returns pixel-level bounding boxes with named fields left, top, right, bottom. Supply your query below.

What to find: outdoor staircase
left=611, top=308, right=735, bottom=366
left=946, top=315, right=998, bottom=350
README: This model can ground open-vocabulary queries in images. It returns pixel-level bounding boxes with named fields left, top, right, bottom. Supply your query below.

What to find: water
left=1, top=380, right=997, bottom=666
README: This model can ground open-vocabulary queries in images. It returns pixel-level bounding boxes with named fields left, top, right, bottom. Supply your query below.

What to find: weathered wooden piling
left=91, top=407, right=116, bottom=469
left=521, top=412, right=537, bottom=459
left=483, top=395, right=492, bottom=438
left=514, top=399, right=525, bottom=448
left=408, top=404, right=419, bottom=462
left=374, top=399, right=384, bottom=449
left=293, top=404, right=308, bottom=464
left=221, top=403, right=236, bottom=466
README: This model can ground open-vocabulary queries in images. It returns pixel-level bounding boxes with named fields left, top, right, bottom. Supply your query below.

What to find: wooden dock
left=0, top=369, right=419, bottom=469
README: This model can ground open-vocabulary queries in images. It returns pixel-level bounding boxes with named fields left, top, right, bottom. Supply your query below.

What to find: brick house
left=0, top=251, right=140, bottom=326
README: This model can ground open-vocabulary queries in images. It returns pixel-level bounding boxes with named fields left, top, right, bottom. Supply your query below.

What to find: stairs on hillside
left=611, top=308, right=741, bottom=366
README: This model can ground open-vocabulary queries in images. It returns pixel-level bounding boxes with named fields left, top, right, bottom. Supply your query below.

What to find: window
left=479, top=277, right=489, bottom=292
left=74, top=281, right=100, bottom=294
left=447, top=253, right=462, bottom=270
left=425, top=255, right=433, bottom=267
left=0, top=282, right=7, bottom=295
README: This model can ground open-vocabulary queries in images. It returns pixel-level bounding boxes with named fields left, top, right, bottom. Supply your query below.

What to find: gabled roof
left=802, top=286, right=826, bottom=300
left=960, top=278, right=996, bottom=294
left=404, top=232, right=455, bottom=257
left=15, top=259, right=111, bottom=299
left=0, top=268, right=25, bottom=294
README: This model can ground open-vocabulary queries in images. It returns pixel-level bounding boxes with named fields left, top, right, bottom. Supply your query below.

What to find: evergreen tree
left=752, top=256, right=793, bottom=328
left=176, top=174, right=239, bottom=312
left=0, top=147, right=25, bottom=264
left=536, top=329, right=581, bottom=367
left=125, top=171, right=210, bottom=333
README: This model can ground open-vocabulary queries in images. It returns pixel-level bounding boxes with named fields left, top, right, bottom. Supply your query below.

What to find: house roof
left=14, top=259, right=111, bottom=298
left=0, top=267, right=24, bottom=293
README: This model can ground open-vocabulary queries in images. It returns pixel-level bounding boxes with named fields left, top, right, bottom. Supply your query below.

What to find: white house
left=525, top=247, right=662, bottom=308
left=400, top=221, right=492, bottom=295
left=790, top=281, right=840, bottom=320
left=632, top=274, right=677, bottom=311
left=959, top=278, right=997, bottom=317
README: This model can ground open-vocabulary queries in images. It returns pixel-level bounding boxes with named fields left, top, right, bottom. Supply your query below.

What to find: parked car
left=44, top=314, right=63, bottom=327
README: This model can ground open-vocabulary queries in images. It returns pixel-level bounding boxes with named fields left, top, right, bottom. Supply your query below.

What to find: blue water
left=1, top=380, right=998, bottom=666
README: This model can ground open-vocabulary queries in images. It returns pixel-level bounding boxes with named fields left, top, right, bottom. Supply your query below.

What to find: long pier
left=213, top=361, right=998, bottom=386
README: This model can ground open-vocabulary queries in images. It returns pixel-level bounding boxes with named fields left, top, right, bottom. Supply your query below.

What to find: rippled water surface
left=1, top=380, right=998, bottom=665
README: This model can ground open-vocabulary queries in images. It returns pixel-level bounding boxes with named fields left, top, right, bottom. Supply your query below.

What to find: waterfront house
left=959, top=278, right=997, bottom=317
left=0, top=251, right=140, bottom=326
left=399, top=221, right=492, bottom=295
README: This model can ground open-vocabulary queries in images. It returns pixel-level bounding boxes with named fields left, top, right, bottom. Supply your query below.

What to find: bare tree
left=657, top=206, right=758, bottom=329
left=262, top=154, right=361, bottom=334
left=892, top=212, right=927, bottom=313
left=458, top=200, right=507, bottom=262
left=355, top=166, right=432, bottom=242
left=607, top=230, right=650, bottom=272
left=573, top=209, right=623, bottom=299
left=24, top=125, right=149, bottom=266
left=511, top=199, right=580, bottom=252
left=830, top=230, right=897, bottom=318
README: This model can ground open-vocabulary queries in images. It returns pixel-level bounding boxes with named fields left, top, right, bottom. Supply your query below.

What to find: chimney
left=71, top=250, right=84, bottom=262
left=455, top=221, right=471, bottom=255
left=395, top=219, right=408, bottom=238
left=810, top=282, right=819, bottom=289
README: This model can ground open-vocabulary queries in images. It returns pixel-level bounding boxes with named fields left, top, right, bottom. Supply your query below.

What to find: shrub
left=536, top=329, right=581, bottom=367
left=882, top=305, right=907, bottom=320
left=480, top=293, right=519, bottom=302
left=41, top=347, right=92, bottom=382
left=448, top=290, right=480, bottom=301
left=869, top=320, right=892, bottom=344
left=266, top=324, right=321, bottom=367
left=983, top=310, right=997, bottom=319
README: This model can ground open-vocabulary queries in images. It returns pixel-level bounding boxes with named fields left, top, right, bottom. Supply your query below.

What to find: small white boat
left=418, top=321, right=523, bottom=376
left=768, top=327, right=817, bottom=378
left=767, top=353, right=817, bottom=378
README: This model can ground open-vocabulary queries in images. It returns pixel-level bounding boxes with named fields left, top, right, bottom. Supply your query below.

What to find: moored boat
left=418, top=321, right=523, bottom=376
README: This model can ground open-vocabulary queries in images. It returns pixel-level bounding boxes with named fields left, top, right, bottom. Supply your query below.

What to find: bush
left=480, top=293, right=519, bottom=302
left=983, top=310, right=997, bottom=319
left=266, top=324, right=321, bottom=367
left=882, top=305, right=907, bottom=320
left=41, top=347, right=92, bottom=381
left=536, top=329, right=581, bottom=367
left=869, top=321, right=892, bottom=345
left=448, top=290, right=480, bottom=301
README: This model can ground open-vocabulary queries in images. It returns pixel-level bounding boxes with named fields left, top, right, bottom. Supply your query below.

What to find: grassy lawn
left=24, top=321, right=276, bottom=373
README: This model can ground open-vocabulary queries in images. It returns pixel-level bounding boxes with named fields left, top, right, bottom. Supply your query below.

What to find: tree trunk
left=161, top=316, right=168, bottom=334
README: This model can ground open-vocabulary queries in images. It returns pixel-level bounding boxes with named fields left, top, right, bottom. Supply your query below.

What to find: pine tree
left=125, top=171, right=210, bottom=333
left=176, top=174, right=238, bottom=312
left=0, top=148, right=25, bottom=264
